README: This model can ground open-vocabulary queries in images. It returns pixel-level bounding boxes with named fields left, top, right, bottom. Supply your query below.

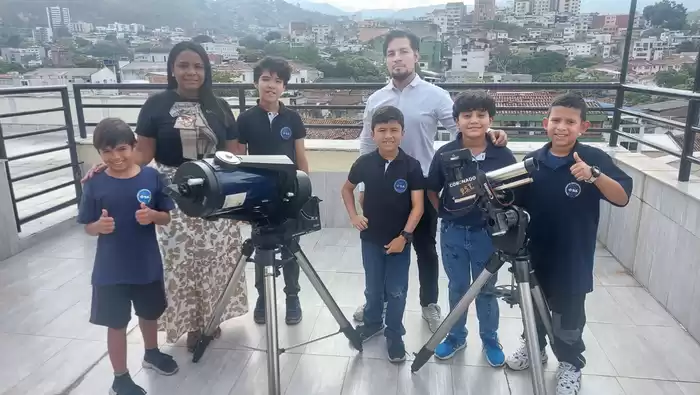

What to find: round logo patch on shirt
left=280, top=126, right=292, bottom=140
left=565, top=182, right=581, bottom=198
left=394, top=179, right=408, bottom=194
left=137, top=189, right=152, bottom=205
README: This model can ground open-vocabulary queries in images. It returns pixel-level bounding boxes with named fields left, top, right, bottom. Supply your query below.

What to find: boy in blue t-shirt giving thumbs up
left=78, top=118, right=179, bottom=395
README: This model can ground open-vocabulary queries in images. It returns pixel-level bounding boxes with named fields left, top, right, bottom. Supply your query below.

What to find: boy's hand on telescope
left=351, top=214, right=368, bottom=231
left=135, top=203, right=155, bottom=225
left=385, top=236, right=406, bottom=255
left=570, top=152, right=592, bottom=182
left=96, top=209, right=115, bottom=234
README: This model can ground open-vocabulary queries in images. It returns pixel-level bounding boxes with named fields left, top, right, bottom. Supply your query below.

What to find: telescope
left=164, top=152, right=363, bottom=395
left=412, top=148, right=556, bottom=395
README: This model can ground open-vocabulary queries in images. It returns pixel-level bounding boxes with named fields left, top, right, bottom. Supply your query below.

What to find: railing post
left=238, top=88, right=247, bottom=114
left=610, top=0, right=637, bottom=147
left=677, top=49, right=700, bottom=181
left=73, top=85, right=87, bottom=139
left=61, top=87, right=83, bottom=201
left=0, top=123, right=21, bottom=233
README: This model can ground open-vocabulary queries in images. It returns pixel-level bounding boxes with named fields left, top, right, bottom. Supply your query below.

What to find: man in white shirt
left=354, top=30, right=508, bottom=332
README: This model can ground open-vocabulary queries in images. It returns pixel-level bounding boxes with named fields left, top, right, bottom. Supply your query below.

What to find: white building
left=201, top=42, right=239, bottom=60
left=557, top=0, right=580, bottom=15
left=46, top=6, right=70, bottom=29
left=120, top=62, right=167, bottom=81
left=1, top=47, right=44, bottom=65
left=514, top=1, right=531, bottom=16
left=68, top=21, right=93, bottom=34
left=134, top=51, right=169, bottom=63
left=445, top=2, right=466, bottom=35
left=563, top=42, right=592, bottom=57
left=451, top=41, right=490, bottom=77
left=631, top=37, right=672, bottom=61
left=530, top=0, right=551, bottom=15
left=21, top=67, right=116, bottom=90
left=311, top=25, right=332, bottom=45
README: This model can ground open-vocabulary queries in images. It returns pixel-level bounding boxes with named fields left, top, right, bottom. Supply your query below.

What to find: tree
left=104, top=34, right=118, bottom=42
left=655, top=64, right=696, bottom=90
left=0, top=61, right=26, bottom=74
left=87, top=41, right=131, bottom=59
left=192, top=35, right=214, bottom=44
left=265, top=31, right=282, bottom=42
left=316, top=55, right=386, bottom=82
left=570, top=57, right=599, bottom=69
left=642, top=0, right=688, bottom=30
left=239, top=35, right=266, bottom=50
left=239, top=48, right=265, bottom=63
left=75, top=37, right=92, bottom=48
left=54, top=27, right=72, bottom=38
left=4, top=35, right=22, bottom=48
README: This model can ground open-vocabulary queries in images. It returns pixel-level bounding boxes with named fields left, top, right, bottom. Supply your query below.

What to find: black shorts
left=90, top=281, right=167, bottom=329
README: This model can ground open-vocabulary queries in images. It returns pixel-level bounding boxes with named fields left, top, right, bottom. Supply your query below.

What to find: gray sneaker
left=421, top=303, right=442, bottom=333
left=352, top=302, right=387, bottom=322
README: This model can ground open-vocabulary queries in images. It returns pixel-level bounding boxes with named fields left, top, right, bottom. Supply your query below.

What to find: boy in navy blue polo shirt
left=237, top=56, right=310, bottom=326
left=426, top=91, right=516, bottom=366
left=505, top=93, right=632, bottom=395
left=78, top=118, right=179, bottom=395
left=340, top=105, right=425, bottom=363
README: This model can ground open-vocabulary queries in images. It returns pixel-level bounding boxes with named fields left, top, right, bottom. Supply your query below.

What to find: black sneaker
left=356, top=324, right=384, bottom=343
left=254, top=296, right=266, bottom=324
left=142, top=349, right=179, bottom=376
left=110, top=372, right=146, bottom=395
left=387, top=338, right=406, bottom=363
left=285, top=296, right=303, bottom=325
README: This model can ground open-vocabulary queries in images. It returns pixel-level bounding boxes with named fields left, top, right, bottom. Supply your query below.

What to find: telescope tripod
left=190, top=233, right=363, bottom=395
left=410, top=247, right=556, bottom=395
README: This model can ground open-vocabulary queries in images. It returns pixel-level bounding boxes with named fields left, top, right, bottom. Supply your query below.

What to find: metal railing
left=0, top=86, right=82, bottom=232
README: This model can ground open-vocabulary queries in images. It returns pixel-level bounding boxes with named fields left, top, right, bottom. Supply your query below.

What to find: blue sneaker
left=434, top=335, right=466, bottom=360
left=483, top=337, right=505, bottom=367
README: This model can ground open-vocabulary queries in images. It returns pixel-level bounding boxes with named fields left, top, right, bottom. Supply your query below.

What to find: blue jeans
left=361, top=239, right=411, bottom=341
left=440, top=221, right=499, bottom=343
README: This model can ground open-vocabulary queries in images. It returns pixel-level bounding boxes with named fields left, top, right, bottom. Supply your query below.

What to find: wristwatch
left=587, top=166, right=602, bottom=183
left=400, top=231, right=413, bottom=243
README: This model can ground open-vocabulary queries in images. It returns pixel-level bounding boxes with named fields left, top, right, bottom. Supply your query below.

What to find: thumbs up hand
left=96, top=209, right=115, bottom=234
left=135, top=203, right=154, bottom=225
left=570, top=152, right=592, bottom=182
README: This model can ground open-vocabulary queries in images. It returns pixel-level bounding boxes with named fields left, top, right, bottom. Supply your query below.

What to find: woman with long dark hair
left=82, top=41, right=250, bottom=350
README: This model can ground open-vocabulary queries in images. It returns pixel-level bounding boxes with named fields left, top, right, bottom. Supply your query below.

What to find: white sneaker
left=353, top=304, right=365, bottom=322
left=505, top=341, right=549, bottom=371
left=556, top=362, right=582, bottom=395
left=421, top=303, right=442, bottom=333
left=352, top=302, right=387, bottom=322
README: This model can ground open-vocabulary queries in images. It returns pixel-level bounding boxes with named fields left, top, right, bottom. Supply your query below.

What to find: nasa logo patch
left=280, top=126, right=292, bottom=140
left=565, top=182, right=581, bottom=198
left=394, top=179, right=408, bottom=194
left=136, top=189, right=152, bottom=205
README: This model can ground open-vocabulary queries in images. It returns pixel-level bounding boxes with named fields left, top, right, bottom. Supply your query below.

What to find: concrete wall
left=598, top=152, right=700, bottom=343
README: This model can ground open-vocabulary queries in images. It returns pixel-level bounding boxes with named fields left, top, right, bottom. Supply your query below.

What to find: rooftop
left=2, top=226, right=700, bottom=395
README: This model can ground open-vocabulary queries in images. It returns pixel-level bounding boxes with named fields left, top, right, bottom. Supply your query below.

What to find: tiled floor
left=1, top=226, right=700, bottom=395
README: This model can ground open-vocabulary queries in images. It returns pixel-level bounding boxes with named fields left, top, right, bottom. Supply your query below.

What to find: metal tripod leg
left=192, top=238, right=255, bottom=363
left=285, top=240, right=363, bottom=352
left=411, top=253, right=505, bottom=373
left=513, top=256, right=548, bottom=395
left=530, top=277, right=556, bottom=352
left=260, top=247, right=282, bottom=395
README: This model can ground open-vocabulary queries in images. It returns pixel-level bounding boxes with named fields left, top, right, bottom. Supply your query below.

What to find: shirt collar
left=383, top=73, right=423, bottom=92
left=454, top=132, right=494, bottom=160
left=371, top=147, right=406, bottom=163
left=535, top=140, right=581, bottom=163
left=255, top=100, right=288, bottom=115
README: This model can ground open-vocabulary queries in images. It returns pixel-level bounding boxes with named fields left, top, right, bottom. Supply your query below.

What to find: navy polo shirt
left=348, top=148, right=425, bottom=246
left=237, top=102, right=306, bottom=168
left=519, top=141, right=633, bottom=295
left=427, top=134, right=517, bottom=227
left=77, top=166, right=175, bottom=286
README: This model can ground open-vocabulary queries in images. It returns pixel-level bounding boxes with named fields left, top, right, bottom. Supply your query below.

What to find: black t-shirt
left=134, top=90, right=239, bottom=167
left=518, top=141, right=633, bottom=296
left=348, top=148, right=425, bottom=246
left=237, top=102, right=306, bottom=167
left=427, top=134, right=517, bottom=227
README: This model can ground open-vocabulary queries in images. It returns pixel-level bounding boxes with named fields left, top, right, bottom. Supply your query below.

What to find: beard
left=391, top=69, right=414, bottom=82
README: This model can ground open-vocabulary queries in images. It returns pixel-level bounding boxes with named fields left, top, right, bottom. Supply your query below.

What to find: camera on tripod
left=440, top=148, right=537, bottom=254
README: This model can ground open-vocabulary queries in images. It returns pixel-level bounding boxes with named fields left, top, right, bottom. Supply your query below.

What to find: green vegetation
left=643, top=0, right=688, bottom=30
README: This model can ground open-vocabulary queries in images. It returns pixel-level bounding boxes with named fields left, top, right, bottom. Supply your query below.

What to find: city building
left=201, top=42, right=239, bottom=61
left=556, top=0, right=581, bottom=15
left=45, top=6, right=70, bottom=30
left=474, top=0, right=496, bottom=25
